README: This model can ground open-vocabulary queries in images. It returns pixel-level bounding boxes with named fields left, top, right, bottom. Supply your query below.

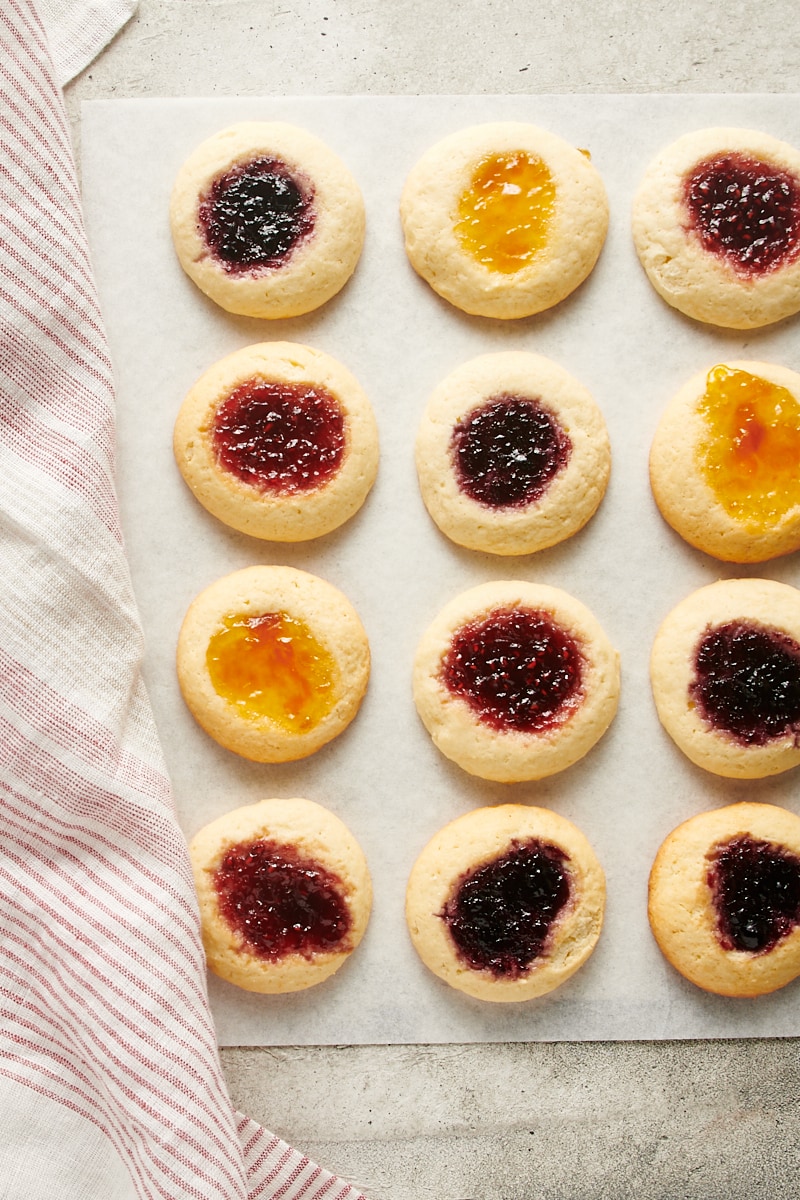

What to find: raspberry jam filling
left=451, top=394, right=571, bottom=509
left=206, top=610, right=337, bottom=731
left=683, top=153, right=800, bottom=275
left=214, top=838, right=351, bottom=961
left=697, top=365, right=800, bottom=527
left=441, top=607, right=584, bottom=733
left=691, top=620, right=800, bottom=746
left=441, top=838, right=571, bottom=977
left=211, top=379, right=346, bottom=495
left=455, top=151, right=556, bottom=273
left=198, top=156, right=315, bottom=273
left=707, top=835, right=800, bottom=954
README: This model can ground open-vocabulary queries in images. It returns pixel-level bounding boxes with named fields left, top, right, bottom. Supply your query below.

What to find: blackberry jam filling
left=441, top=607, right=584, bottom=733
left=707, top=835, right=800, bottom=953
left=683, top=153, right=800, bottom=275
left=691, top=620, right=800, bottom=746
left=198, top=156, right=315, bottom=273
left=211, top=380, right=345, bottom=495
left=451, top=394, right=571, bottom=509
left=214, top=838, right=351, bottom=960
left=441, top=838, right=570, bottom=976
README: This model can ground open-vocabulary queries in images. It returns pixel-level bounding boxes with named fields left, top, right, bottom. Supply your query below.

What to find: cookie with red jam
left=170, top=122, right=365, bottom=318
left=174, top=342, right=379, bottom=542
left=176, top=566, right=370, bottom=763
left=650, top=578, right=800, bottom=779
left=190, top=797, right=372, bottom=993
left=648, top=802, right=800, bottom=998
left=400, top=122, right=609, bottom=319
left=415, top=351, right=610, bottom=555
left=649, top=360, right=800, bottom=563
left=406, top=804, right=605, bottom=1002
left=412, top=581, right=619, bottom=782
left=632, top=128, right=800, bottom=329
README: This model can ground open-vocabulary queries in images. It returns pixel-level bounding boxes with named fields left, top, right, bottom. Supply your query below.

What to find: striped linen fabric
left=0, top=4, right=367, bottom=1198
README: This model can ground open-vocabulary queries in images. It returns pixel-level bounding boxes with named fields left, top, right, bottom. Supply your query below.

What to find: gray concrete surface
left=65, top=3, right=800, bottom=1197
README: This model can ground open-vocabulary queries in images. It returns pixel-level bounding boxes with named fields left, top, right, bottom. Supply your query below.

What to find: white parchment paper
left=82, top=95, right=800, bottom=1045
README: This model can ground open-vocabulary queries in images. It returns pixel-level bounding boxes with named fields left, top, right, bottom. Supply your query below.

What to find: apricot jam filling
left=707, top=835, right=800, bottom=954
left=697, top=365, right=800, bottom=527
left=455, top=151, right=556, bottom=273
left=441, top=838, right=571, bottom=977
left=206, top=611, right=337, bottom=731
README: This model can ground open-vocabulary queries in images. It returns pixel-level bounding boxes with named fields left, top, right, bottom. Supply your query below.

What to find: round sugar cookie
left=632, top=127, right=800, bottom=329
left=176, top=566, right=370, bottom=763
left=170, top=122, right=365, bottom=318
left=190, top=797, right=372, bottom=993
left=649, top=360, right=800, bottom=563
left=400, top=122, right=609, bottom=319
left=412, top=581, right=620, bottom=782
left=648, top=802, right=800, bottom=998
left=415, top=351, right=610, bottom=555
left=406, top=804, right=605, bottom=1002
left=650, top=578, right=800, bottom=779
left=174, top=342, right=379, bottom=542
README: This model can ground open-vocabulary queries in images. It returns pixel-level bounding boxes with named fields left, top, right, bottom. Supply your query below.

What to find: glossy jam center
left=451, top=393, right=572, bottom=509
left=214, top=838, right=351, bottom=960
left=707, top=835, right=800, bottom=953
left=441, top=838, right=570, bottom=977
left=206, top=611, right=337, bottom=731
left=211, top=379, right=345, bottom=496
left=691, top=620, right=800, bottom=746
left=696, top=365, right=800, bottom=527
left=198, top=156, right=315, bottom=273
left=455, top=151, right=556, bottom=273
left=441, top=607, right=584, bottom=733
left=683, top=153, right=800, bottom=274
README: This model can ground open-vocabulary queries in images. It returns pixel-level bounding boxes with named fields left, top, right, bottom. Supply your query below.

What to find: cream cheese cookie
left=170, top=122, right=365, bottom=318
left=176, top=566, right=370, bottom=762
left=649, top=360, right=800, bottom=563
left=189, top=797, right=372, bottom=993
left=648, top=802, right=800, bottom=998
left=174, top=342, right=379, bottom=542
left=650, top=578, right=800, bottom=779
left=415, top=351, right=610, bottom=555
left=406, top=804, right=605, bottom=1002
left=632, top=128, right=800, bottom=329
left=413, top=581, right=619, bottom=782
left=400, top=122, right=609, bottom=319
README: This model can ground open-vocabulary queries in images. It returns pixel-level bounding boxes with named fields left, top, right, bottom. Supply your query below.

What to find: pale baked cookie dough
left=413, top=581, right=619, bottom=782
left=170, top=122, right=365, bottom=318
left=632, top=128, right=800, bottom=329
left=648, top=802, right=800, bottom=998
left=174, top=342, right=379, bottom=542
left=406, top=804, right=605, bottom=1002
left=190, top=797, right=372, bottom=993
left=176, top=566, right=370, bottom=762
left=650, top=578, right=800, bottom=779
left=400, top=122, right=609, bottom=319
left=650, top=360, right=800, bottom=563
left=415, top=351, right=610, bottom=555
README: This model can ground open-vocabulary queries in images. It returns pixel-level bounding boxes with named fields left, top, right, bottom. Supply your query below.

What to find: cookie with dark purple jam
left=170, top=122, right=365, bottom=319
left=633, top=128, right=800, bottom=329
left=649, top=803, right=800, bottom=997
left=406, top=804, right=605, bottom=1002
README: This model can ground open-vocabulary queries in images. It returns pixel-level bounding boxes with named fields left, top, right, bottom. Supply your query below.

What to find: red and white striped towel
left=0, top=4, right=368, bottom=1197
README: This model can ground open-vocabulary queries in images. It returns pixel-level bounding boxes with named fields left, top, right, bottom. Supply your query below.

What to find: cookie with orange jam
left=174, top=342, right=379, bottom=542
left=170, top=122, right=365, bottom=318
left=190, top=797, right=372, bottom=993
left=412, top=581, right=619, bottom=782
left=400, top=122, right=609, bottom=319
left=632, top=128, right=800, bottom=329
left=176, top=566, right=370, bottom=762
